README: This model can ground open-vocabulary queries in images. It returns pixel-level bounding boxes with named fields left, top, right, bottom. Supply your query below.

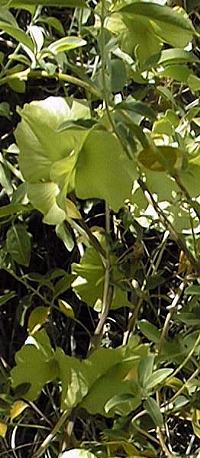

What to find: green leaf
left=138, top=356, right=155, bottom=388
left=15, top=97, right=88, bottom=183
left=105, top=392, right=141, bottom=415
left=54, top=347, right=88, bottom=410
left=179, top=164, right=200, bottom=198
left=28, top=306, right=50, bottom=334
left=188, top=75, right=200, bottom=92
left=0, top=421, right=7, bottom=438
left=75, top=130, right=135, bottom=211
left=11, top=330, right=58, bottom=400
left=145, top=368, right=173, bottom=390
left=60, top=450, right=97, bottom=458
left=138, top=145, right=185, bottom=174
left=158, top=48, right=198, bottom=66
left=38, top=16, right=65, bottom=35
left=72, top=240, right=130, bottom=310
left=6, top=224, right=32, bottom=266
left=10, top=400, right=28, bottom=420
left=158, top=64, right=191, bottom=83
left=80, top=341, right=147, bottom=416
left=116, top=99, right=156, bottom=121
left=0, top=21, right=34, bottom=50
left=8, top=78, right=26, bottom=94
left=0, top=203, right=31, bottom=218
left=56, top=223, right=74, bottom=252
left=5, top=0, right=87, bottom=6
left=110, top=59, right=127, bottom=93
left=58, top=300, right=75, bottom=319
left=0, top=102, right=10, bottom=119
left=0, top=291, right=16, bottom=307
left=185, top=285, right=200, bottom=296
left=27, top=182, right=65, bottom=225
left=153, top=118, right=173, bottom=136
left=0, top=7, right=18, bottom=26
left=106, top=13, right=161, bottom=67
left=48, top=36, right=86, bottom=55
left=139, top=320, right=161, bottom=343
left=144, top=397, right=163, bottom=427
left=177, top=312, right=200, bottom=327
left=120, top=2, right=194, bottom=48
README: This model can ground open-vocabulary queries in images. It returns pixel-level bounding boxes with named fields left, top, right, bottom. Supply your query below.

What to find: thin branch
left=0, top=68, right=101, bottom=98
left=138, top=177, right=200, bottom=275
left=32, top=409, right=70, bottom=458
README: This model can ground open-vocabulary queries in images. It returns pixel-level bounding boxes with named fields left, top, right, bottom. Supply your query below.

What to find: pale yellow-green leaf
left=10, top=400, right=28, bottom=419
left=58, top=300, right=75, bottom=319
left=28, top=306, right=50, bottom=334
left=0, top=421, right=7, bottom=438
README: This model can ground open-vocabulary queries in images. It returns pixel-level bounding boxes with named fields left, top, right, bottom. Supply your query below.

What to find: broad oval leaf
left=120, top=2, right=194, bottom=48
left=138, top=145, right=185, bottom=173
left=75, top=129, right=135, bottom=211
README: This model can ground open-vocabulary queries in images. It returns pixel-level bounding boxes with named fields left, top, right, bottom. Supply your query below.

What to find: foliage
left=0, top=0, right=200, bottom=456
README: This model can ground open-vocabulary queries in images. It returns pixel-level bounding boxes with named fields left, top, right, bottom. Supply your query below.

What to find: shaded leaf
left=144, top=397, right=163, bottom=427
left=6, top=224, right=32, bottom=266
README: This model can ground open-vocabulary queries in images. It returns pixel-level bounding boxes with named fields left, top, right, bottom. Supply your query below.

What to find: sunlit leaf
left=58, top=300, right=75, bottom=319
left=60, top=450, right=97, bottom=458
left=10, top=400, right=28, bottom=419
left=0, top=421, right=7, bottom=438
left=28, top=306, right=50, bottom=334
left=48, top=36, right=86, bottom=55
left=11, top=330, right=58, bottom=400
left=145, top=368, right=173, bottom=390
left=76, top=130, right=135, bottom=211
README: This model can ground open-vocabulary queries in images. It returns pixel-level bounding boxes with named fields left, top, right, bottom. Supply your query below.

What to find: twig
left=32, top=409, right=70, bottom=458
left=157, top=280, right=186, bottom=355
left=0, top=68, right=101, bottom=98
left=138, top=177, right=200, bottom=275
left=91, top=202, right=113, bottom=349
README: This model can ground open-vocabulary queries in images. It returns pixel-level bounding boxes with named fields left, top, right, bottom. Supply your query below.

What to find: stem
left=174, top=173, right=200, bottom=223
left=138, top=177, right=200, bottom=275
left=99, top=2, right=132, bottom=158
left=123, top=230, right=169, bottom=345
left=0, top=68, right=101, bottom=98
left=3, top=268, right=52, bottom=307
left=157, top=280, right=186, bottom=355
left=32, top=409, right=71, bottom=458
left=91, top=202, right=113, bottom=349
left=168, top=332, right=200, bottom=381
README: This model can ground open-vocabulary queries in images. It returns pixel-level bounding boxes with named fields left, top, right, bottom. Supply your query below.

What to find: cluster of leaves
left=0, top=0, right=200, bottom=456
